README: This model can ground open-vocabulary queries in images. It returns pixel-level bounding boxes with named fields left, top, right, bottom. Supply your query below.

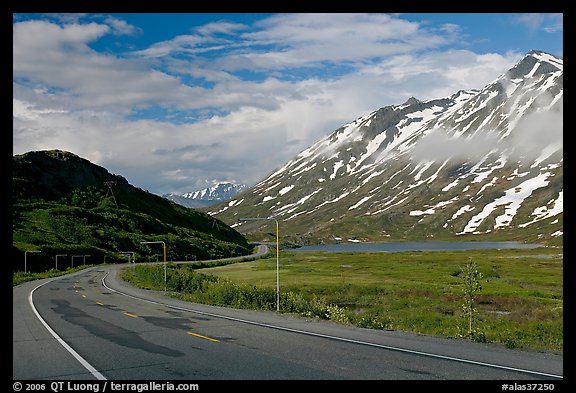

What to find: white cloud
left=13, top=20, right=211, bottom=114
left=508, top=106, right=563, bottom=161
left=514, top=13, right=563, bottom=34
left=12, top=14, right=543, bottom=195
left=411, top=128, right=500, bottom=162
left=226, top=13, right=447, bottom=70
left=411, top=105, right=563, bottom=164
left=194, top=20, right=248, bottom=36
left=103, top=16, right=142, bottom=36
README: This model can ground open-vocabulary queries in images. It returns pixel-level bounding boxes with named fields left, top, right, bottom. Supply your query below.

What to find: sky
left=12, top=13, right=564, bottom=196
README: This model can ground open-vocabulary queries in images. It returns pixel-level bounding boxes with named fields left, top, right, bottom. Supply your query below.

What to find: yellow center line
left=124, top=312, right=138, bottom=318
left=187, top=332, right=220, bottom=342
left=96, top=301, right=104, bottom=306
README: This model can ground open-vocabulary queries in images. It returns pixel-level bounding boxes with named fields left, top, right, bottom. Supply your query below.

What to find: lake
left=292, top=241, right=542, bottom=253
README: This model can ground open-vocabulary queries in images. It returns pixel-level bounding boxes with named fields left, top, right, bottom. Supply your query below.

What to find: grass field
left=192, top=247, right=563, bottom=351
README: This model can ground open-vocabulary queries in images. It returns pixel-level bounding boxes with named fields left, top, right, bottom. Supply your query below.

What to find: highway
left=13, top=262, right=563, bottom=381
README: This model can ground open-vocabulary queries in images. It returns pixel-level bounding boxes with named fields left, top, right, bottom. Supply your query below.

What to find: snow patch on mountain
left=458, top=171, right=553, bottom=234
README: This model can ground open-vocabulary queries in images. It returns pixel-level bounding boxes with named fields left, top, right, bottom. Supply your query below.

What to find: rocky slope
left=209, top=50, right=563, bottom=245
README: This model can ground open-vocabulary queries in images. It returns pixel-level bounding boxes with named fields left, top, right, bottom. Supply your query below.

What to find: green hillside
left=12, top=150, right=251, bottom=272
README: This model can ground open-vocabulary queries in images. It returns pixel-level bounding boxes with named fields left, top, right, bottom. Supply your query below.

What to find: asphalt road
left=13, top=263, right=563, bottom=381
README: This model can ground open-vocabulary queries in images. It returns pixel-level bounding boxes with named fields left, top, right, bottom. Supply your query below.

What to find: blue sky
left=13, top=13, right=563, bottom=195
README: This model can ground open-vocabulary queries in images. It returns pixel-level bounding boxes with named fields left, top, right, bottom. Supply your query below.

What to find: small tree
left=461, top=258, right=483, bottom=339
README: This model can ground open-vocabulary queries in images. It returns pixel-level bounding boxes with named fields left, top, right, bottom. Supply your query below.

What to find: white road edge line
left=102, top=271, right=562, bottom=380
left=29, top=278, right=107, bottom=380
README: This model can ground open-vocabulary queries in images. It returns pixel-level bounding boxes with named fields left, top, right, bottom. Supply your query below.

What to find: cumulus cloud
left=13, top=20, right=207, bottom=114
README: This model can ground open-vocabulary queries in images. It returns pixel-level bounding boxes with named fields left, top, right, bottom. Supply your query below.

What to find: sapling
left=461, top=258, right=483, bottom=339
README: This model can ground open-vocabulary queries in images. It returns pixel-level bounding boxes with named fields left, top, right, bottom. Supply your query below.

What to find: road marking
left=96, top=301, right=104, bottom=306
left=124, top=312, right=138, bottom=318
left=102, top=269, right=563, bottom=380
left=187, top=332, right=220, bottom=342
left=29, top=277, right=106, bottom=380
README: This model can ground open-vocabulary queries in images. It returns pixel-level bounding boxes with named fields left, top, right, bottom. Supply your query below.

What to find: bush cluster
left=123, top=264, right=353, bottom=323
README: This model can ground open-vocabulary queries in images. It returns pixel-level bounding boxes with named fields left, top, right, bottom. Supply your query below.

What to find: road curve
left=14, top=263, right=563, bottom=381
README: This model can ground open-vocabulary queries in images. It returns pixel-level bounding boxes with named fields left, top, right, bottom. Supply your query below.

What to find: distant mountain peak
left=164, top=182, right=248, bottom=209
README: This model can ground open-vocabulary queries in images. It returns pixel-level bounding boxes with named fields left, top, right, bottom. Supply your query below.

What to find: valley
left=122, top=245, right=563, bottom=351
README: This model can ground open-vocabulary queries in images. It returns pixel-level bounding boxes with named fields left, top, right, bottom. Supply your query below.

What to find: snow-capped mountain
left=210, top=50, right=563, bottom=244
left=164, top=182, right=248, bottom=208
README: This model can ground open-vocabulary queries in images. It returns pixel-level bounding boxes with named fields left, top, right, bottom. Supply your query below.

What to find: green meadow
left=121, top=247, right=563, bottom=351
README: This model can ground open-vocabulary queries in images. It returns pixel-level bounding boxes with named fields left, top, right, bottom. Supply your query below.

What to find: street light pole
left=239, top=217, right=280, bottom=312
left=55, top=254, right=66, bottom=270
left=140, top=241, right=167, bottom=291
left=24, top=250, right=40, bottom=273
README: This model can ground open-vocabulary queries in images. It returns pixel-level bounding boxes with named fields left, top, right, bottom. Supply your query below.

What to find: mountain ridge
left=209, top=50, right=563, bottom=245
left=12, top=150, right=251, bottom=271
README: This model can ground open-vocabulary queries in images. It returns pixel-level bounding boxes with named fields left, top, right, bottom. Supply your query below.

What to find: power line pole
left=104, top=181, right=118, bottom=208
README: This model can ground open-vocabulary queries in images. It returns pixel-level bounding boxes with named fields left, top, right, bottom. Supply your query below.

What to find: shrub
left=124, top=265, right=355, bottom=322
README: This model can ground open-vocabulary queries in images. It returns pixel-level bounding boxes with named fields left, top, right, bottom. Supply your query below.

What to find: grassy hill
left=12, top=150, right=251, bottom=272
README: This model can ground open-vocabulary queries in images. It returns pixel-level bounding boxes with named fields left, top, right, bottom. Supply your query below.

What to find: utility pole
left=239, top=217, right=280, bottom=312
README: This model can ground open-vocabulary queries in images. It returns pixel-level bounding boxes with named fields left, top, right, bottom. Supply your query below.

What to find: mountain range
left=209, top=50, right=563, bottom=246
left=164, top=183, right=248, bottom=208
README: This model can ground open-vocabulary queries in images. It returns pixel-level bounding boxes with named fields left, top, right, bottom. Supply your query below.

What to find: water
left=292, top=241, right=542, bottom=253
